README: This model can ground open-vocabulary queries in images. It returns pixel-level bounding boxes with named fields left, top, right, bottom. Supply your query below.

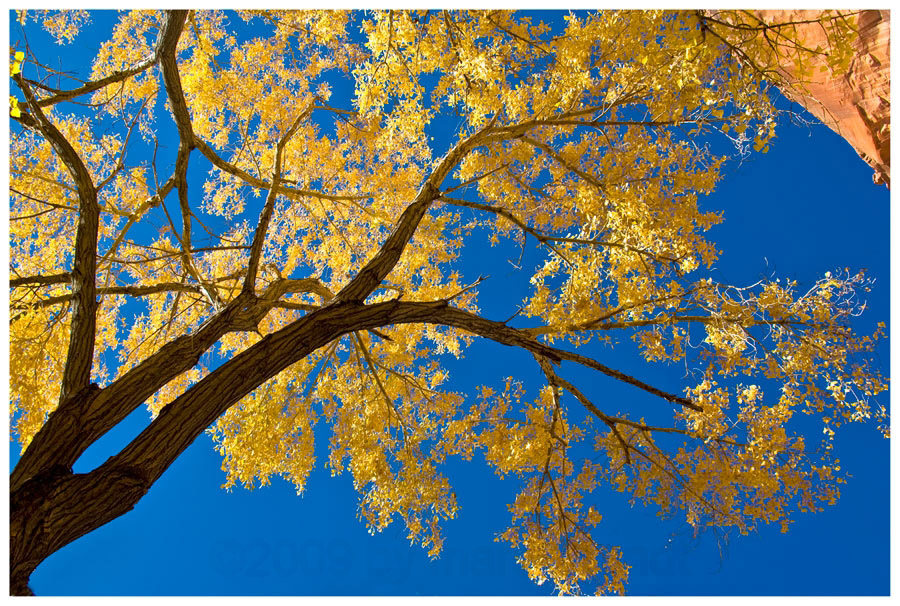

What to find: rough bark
left=10, top=291, right=255, bottom=494
left=10, top=464, right=149, bottom=596
left=15, top=83, right=100, bottom=406
left=9, top=300, right=443, bottom=593
left=8, top=10, right=703, bottom=594
left=9, top=297, right=698, bottom=594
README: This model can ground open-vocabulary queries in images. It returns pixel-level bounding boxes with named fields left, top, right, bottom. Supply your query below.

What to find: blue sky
left=8, top=10, right=891, bottom=596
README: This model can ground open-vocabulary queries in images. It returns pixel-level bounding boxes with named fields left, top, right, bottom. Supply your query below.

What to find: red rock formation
left=753, top=10, right=890, bottom=187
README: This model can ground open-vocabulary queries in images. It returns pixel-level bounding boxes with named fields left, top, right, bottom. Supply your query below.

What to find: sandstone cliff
left=752, top=10, right=890, bottom=187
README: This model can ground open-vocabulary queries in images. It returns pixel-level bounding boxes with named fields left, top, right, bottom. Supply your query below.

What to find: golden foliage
left=10, top=10, right=883, bottom=594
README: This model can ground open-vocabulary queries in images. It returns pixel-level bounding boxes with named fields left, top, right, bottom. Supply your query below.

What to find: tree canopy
left=9, top=9, right=888, bottom=595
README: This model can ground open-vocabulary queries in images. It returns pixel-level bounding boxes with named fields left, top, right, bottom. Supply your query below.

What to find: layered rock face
left=753, top=10, right=890, bottom=187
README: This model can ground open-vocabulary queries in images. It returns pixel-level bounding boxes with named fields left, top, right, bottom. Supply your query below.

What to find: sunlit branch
left=334, top=113, right=500, bottom=304
left=243, top=108, right=310, bottom=294
left=95, top=97, right=150, bottom=191
left=525, top=289, right=699, bottom=337
left=503, top=165, right=555, bottom=200
left=542, top=365, right=633, bottom=465
left=552, top=369, right=746, bottom=453
left=485, top=13, right=551, bottom=55
left=98, top=176, right=177, bottom=270
left=8, top=186, right=75, bottom=214
left=423, top=304, right=701, bottom=411
left=443, top=162, right=511, bottom=194
left=520, top=135, right=606, bottom=191
left=542, top=235, right=679, bottom=266
left=11, top=281, right=208, bottom=313
left=9, top=182, right=143, bottom=219
left=436, top=196, right=574, bottom=267
left=372, top=360, right=444, bottom=400
left=443, top=275, right=488, bottom=304
left=530, top=356, right=567, bottom=534
left=533, top=313, right=813, bottom=336
left=194, top=138, right=369, bottom=203
left=102, top=245, right=249, bottom=268
left=9, top=168, right=77, bottom=194
left=536, top=117, right=733, bottom=129
left=311, top=103, right=358, bottom=117
left=305, top=195, right=369, bottom=263
left=480, top=103, right=684, bottom=142
left=353, top=332, right=409, bottom=446
left=29, top=55, right=155, bottom=109
left=693, top=11, right=781, bottom=82
left=439, top=194, right=676, bottom=268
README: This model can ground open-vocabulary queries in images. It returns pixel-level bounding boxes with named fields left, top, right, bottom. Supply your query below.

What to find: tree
left=9, top=9, right=888, bottom=595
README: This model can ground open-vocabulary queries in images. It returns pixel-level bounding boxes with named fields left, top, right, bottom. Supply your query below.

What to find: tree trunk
left=10, top=463, right=151, bottom=595
left=8, top=299, right=442, bottom=593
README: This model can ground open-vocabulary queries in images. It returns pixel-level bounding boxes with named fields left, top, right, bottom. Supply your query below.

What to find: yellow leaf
left=11, top=52, right=25, bottom=76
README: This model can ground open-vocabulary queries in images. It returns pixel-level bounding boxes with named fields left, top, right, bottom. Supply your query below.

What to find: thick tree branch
left=106, top=298, right=697, bottom=488
left=10, top=290, right=256, bottom=492
left=11, top=281, right=206, bottom=313
left=11, top=463, right=149, bottom=596
left=10, top=272, right=336, bottom=492
left=11, top=290, right=698, bottom=585
left=95, top=300, right=445, bottom=484
left=28, top=9, right=191, bottom=108
left=259, top=277, right=334, bottom=303
left=157, top=11, right=192, bottom=140
left=9, top=273, right=71, bottom=288
left=156, top=10, right=223, bottom=311
left=14, top=76, right=99, bottom=405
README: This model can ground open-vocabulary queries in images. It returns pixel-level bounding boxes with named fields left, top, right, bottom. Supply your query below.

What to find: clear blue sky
left=8, top=10, right=890, bottom=596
